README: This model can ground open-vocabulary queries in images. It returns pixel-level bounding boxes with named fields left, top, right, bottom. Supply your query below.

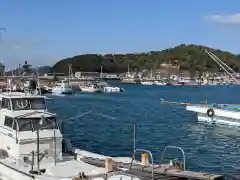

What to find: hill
left=52, top=44, right=240, bottom=75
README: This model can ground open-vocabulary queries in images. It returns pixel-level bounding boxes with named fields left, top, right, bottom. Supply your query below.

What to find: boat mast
left=100, top=65, right=103, bottom=79
left=37, top=67, right=41, bottom=96
left=68, top=64, right=70, bottom=85
left=204, top=49, right=240, bottom=84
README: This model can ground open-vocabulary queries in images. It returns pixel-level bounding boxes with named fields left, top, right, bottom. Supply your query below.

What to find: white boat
left=141, top=81, right=153, bottom=85
left=154, top=81, right=166, bottom=86
left=103, top=86, right=124, bottom=92
left=0, top=91, right=134, bottom=180
left=186, top=103, right=240, bottom=126
left=52, top=64, right=74, bottom=94
left=80, top=84, right=103, bottom=93
left=52, top=81, right=74, bottom=94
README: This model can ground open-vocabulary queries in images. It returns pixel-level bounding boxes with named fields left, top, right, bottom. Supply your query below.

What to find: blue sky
left=0, top=0, right=240, bottom=68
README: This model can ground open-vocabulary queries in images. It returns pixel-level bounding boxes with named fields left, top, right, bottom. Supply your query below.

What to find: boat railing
left=128, top=148, right=154, bottom=180
left=159, top=146, right=186, bottom=171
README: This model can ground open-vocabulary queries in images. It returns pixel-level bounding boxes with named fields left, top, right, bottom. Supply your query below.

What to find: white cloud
left=204, top=13, right=240, bottom=25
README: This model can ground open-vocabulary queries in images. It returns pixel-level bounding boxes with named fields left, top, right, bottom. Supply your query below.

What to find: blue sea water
left=47, top=84, right=240, bottom=175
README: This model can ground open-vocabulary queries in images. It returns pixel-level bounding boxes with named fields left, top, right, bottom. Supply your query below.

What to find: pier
left=72, top=152, right=224, bottom=180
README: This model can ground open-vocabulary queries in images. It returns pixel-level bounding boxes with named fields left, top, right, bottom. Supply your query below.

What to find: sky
left=0, top=0, right=240, bottom=69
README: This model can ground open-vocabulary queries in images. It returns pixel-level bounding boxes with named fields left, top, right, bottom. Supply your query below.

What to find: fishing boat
left=141, top=80, right=153, bottom=85
left=52, top=64, right=74, bottom=94
left=0, top=90, right=225, bottom=180
left=99, top=66, right=124, bottom=92
left=179, top=78, right=200, bottom=86
left=52, top=80, right=74, bottom=94
left=79, top=84, right=103, bottom=93
left=103, top=86, right=124, bottom=92
left=154, top=81, right=167, bottom=86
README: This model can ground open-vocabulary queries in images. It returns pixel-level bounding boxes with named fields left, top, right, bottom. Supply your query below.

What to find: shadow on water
left=46, top=84, right=240, bottom=175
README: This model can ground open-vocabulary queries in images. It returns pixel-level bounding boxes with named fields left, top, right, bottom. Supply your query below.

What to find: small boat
left=103, top=86, right=124, bottom=92
left=80, top=84, right=103, bottom=93
left=52, top=81, right=74, bottom=94
left=52, top=64, right=74, bottom=94
left=154, top=81, right=167, bottom=86
left=141, top=81, right=153, bottom=85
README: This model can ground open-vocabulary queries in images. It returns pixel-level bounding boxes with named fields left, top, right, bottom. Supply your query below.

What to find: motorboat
left=79, top=84, right=103, bottom=93
left=154, top=81, right=167, bottom=86
left=103, top=86, right=124, bottom=92
left=140, top=80, right=153, bottom=85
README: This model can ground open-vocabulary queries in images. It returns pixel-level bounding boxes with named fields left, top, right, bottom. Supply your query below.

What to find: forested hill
left=52, top=44, right=240, bottom=74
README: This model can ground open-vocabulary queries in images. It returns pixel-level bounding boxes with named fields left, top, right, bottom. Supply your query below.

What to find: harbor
left=0, top=57, right=238, bottom=178
left=0, top=82, right=238, bottom=179
left=2, top=1, right=240, bottom=179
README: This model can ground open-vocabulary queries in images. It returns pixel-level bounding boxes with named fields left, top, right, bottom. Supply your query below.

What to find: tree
left=52, top=44, right=240, bottom=75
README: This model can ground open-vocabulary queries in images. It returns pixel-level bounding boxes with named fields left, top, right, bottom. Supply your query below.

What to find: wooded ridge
left=52, top=44, right=240, bottom=74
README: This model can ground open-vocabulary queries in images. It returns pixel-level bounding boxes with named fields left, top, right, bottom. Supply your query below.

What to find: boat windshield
left=12, top=98, right=46, bottom=110
left=17, top=117, right=58, bottom=131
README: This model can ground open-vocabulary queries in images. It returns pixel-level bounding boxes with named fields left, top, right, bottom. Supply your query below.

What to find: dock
left=78, top=156, right=223, bottom=180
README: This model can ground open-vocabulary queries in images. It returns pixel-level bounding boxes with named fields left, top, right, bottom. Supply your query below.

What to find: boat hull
left=52, top=88, right=74, bottom=94
left=186, top=104, right=240, bottom=126
left=155, top=82, right=166, bottom=86
left=103, top=87, right=124, bottom=92
left=80, top=87, right=103, bottom=93
left=141, top=82, right=153, bottom=85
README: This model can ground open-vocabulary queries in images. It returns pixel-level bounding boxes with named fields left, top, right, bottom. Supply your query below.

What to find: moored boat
left=79, top=84, right=103, bottom=93
left=103, top=86, right=124, bottom=92
left=141, top=80, right=153, bottom=85
left=154, top=81, right=167, bottom=86
left=186, top=103, right=240, bottom=126
left=52, top=81, right=74, bottom=94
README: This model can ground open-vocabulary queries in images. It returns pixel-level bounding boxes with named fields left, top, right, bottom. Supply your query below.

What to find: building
left=75, top=72, right=100, bottom=78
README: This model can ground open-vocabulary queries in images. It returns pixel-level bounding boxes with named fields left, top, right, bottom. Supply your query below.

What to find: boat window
left=4, top=116, right=13, bottom=128
left=17, top=117, right=58, bottom=131
left=11, top=98, right=46, bottom=110
left=1, top=98, right=11, bottom=110
left=18, top=119, right=32, bottom=131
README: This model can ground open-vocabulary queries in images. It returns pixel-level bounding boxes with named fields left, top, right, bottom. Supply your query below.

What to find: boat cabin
left=0, top=92, right=63, bottom=162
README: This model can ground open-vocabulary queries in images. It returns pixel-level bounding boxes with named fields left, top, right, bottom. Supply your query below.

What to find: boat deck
left=189, top=103, right=240, bottom=113
left=81, top=157, right=224, bottom=180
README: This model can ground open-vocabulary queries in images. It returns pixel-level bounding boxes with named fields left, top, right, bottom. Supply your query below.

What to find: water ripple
left=47, top=84, right=240, bottom=175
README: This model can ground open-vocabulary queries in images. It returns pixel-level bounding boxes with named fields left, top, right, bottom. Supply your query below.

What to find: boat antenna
left=133, top=123, right=136, bottom=160
left=204, top=49, right=240, bottom=84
